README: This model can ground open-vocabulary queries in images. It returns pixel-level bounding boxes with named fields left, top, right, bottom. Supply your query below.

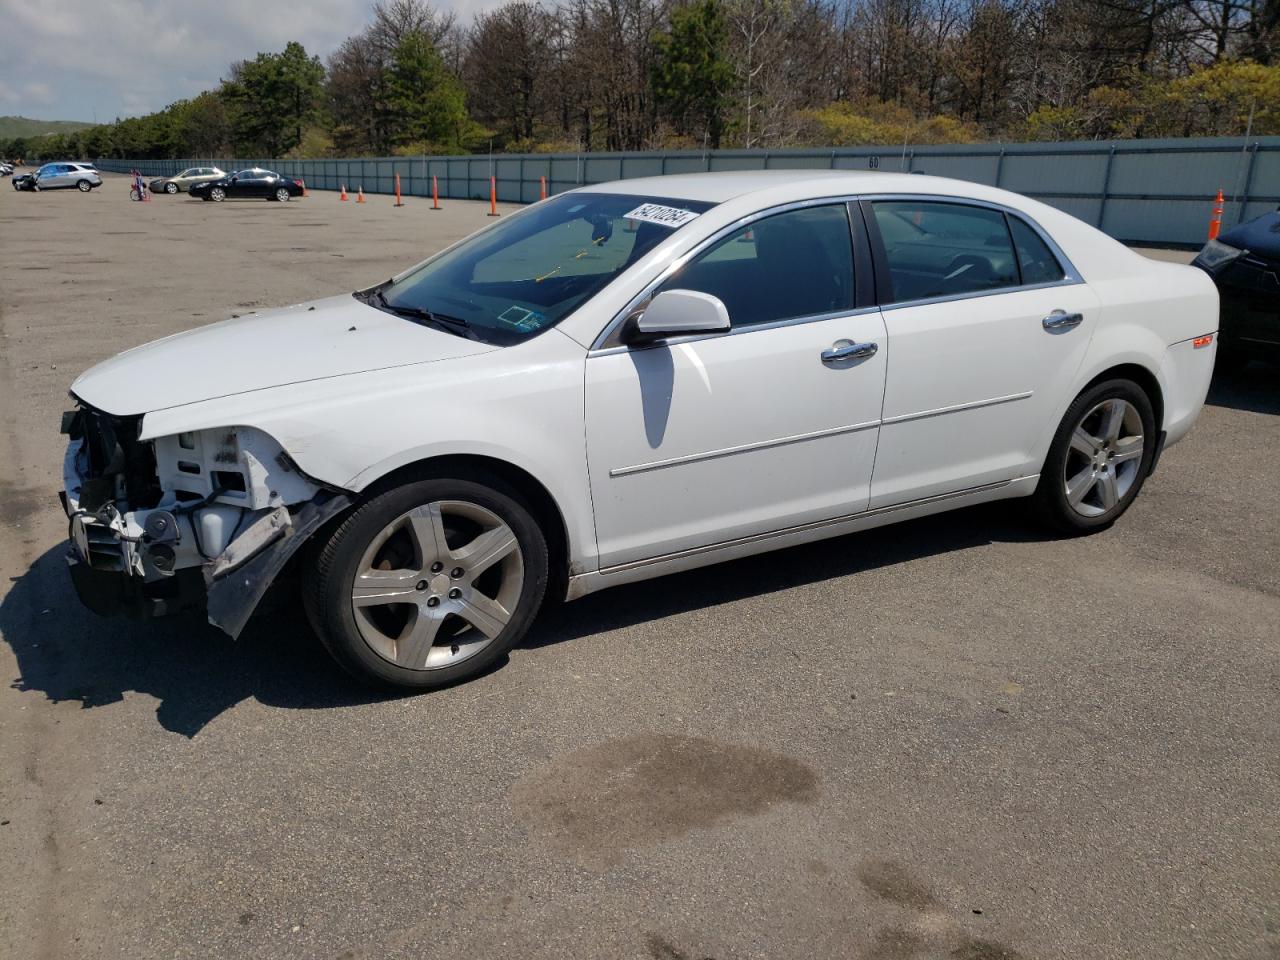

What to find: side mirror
left=624, top=289, right=731, bottom=346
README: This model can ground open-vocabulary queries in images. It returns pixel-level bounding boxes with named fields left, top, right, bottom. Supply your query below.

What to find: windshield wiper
left=371, top=290, right=475, bottom=339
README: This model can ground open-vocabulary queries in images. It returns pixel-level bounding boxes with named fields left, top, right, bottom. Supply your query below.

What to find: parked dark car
left=188, top=168, right=304, bottom=203
left=1193, top=207, right=1280, bottom=368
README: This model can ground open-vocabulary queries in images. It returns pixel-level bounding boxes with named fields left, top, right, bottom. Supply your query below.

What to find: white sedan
left=61, top=171, right=1218, bottom=689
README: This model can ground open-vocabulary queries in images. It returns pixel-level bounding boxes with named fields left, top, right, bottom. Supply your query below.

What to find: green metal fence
left=96, top=136, right=1280, bottom=247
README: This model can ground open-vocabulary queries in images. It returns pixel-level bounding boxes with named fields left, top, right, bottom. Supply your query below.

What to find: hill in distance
left=0, top=116, right=96, bottom=139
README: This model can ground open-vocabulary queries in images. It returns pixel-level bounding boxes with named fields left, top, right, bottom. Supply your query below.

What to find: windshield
left=370, top=192, right=716, bottom=345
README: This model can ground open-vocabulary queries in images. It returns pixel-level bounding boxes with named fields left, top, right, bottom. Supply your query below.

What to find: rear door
left=863, top=197, right=1099, bottom=508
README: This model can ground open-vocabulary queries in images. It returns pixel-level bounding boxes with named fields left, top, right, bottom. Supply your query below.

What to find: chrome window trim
left=588, top=192, right=1085, bottom=353
left=589, top=304, right=881, bottom=358
left=878, top=278, right=1082, bottom=313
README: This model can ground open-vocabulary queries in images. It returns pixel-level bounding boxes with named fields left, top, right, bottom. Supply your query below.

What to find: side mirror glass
left=625, top=289, right=730, bottom=346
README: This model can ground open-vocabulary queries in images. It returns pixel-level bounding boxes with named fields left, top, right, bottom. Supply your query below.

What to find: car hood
left=72, top=294, right=495, bottom=416
left=1219, top=210, right=1280, bottom=260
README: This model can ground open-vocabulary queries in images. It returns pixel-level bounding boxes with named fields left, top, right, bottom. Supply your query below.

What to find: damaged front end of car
left=60, top=403, right=351, bottom=637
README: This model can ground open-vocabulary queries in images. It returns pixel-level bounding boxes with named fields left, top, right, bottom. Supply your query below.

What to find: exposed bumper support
left=204, top=490, right=351, bottom=638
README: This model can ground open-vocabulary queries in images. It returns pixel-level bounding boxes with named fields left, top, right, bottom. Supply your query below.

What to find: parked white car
left=61, top=171, right=1218, bottom=689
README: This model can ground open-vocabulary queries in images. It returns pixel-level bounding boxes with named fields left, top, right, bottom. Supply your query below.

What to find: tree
left=464, top=2, right=557, bottom=146
left=224, top=42, right=324, bottom=155
left=653, top=0, right=735, bottom=146
left=382, top=30, right=470, bottom=149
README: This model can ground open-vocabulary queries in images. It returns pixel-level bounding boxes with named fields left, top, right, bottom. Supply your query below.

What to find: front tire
left=165, top=182, right=179, bottom=195
left=303, top=475, right=549, bottom=691
left=210, top=187, right=225, bottom=202
left=1032, top=379, right=1156, bottom=533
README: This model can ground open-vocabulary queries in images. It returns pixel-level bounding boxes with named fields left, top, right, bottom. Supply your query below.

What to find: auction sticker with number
left=624, top=203, right=701, bottom=228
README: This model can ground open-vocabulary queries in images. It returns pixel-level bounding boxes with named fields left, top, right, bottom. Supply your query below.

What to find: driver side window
left=657, top=204, right=856, bottom=329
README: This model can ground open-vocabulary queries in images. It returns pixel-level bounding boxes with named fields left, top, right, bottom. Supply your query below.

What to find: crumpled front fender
left=205, top=490, right=352, bottom=638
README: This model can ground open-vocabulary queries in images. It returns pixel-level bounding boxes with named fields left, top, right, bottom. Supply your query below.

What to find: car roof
left=1218, top=209, right=1280, bottom=258
left=574, top=169, right=984, bottom=204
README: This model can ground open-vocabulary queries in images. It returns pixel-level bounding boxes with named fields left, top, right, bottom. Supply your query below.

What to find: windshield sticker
left=624, top=203, right=700, bottom=228
left=497, top=306, right=547, bottom=332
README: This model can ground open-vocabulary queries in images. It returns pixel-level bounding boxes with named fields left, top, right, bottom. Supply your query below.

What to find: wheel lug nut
left=448, top=588, right=462, bottom=599
left=415, top=580, right=428, bottom=591
left=450, top=567, right=464, bottom=579
left=430, top=561, right=443, bottom=573
left=426, top=596, right=440, bottom=608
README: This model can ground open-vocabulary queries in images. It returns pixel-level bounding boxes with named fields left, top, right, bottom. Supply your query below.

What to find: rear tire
left=76, top=179, right=91, bottom=192
left=274, top=187, right=290, bottom=202
left=303, top=474, right=549, bottom=691
left=1032, top=378, right=1156, bottom=534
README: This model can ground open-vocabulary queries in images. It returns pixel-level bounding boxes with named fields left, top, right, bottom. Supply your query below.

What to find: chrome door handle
left=821, top=340, right=878, bottom=364
left=1042, top=310, right=1083, bottom=331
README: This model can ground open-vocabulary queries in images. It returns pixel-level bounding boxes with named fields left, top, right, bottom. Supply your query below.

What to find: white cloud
left=0, top=0, right=507, bottom=123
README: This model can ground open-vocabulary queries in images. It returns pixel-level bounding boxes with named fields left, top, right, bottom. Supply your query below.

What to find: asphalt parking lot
left=1, top=172, right=1277, bottom=960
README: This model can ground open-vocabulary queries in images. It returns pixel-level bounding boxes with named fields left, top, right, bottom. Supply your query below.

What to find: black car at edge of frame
left=1192, top=206, right=1280, bottom=369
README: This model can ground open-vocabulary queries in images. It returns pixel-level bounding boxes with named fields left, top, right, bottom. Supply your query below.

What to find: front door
left=863, top=198, right=1101, bottom=508
left=585, top=202, right=887, bottom=570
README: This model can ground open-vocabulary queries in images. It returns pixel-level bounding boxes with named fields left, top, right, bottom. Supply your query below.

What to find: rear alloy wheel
left=274, top=187, right=290, bottom=202
left=77, top=179, right=92, bottom=192
left=165, top=182, right=179, bottom=195
left=209, top=186, right=225, bottom=202
left=304, top=476, right=548, bottom=690
left=1033, top=379, right=1156, bottom=533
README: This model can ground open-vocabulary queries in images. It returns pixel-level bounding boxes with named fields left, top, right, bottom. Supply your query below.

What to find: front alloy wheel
left=165, top=182, right=179, bottom=194
left=304, top=475, right=548, bottom=690
left=210, top=186, right=225, bottom=202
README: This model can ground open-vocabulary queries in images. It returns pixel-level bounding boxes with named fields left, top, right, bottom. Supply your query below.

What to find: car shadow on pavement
left=526, top=501, right=1043, bottom=650
left=1206, top=362, right=1279, bottom=416
left=3, top=502, right=1041, bottom=738
left=1, top=546, right=390, bottom=738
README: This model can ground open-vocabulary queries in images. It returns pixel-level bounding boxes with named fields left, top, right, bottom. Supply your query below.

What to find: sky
left=0, top=0, right=497, bottom=123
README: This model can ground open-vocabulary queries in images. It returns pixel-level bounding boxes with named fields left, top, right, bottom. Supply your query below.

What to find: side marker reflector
left=1193, top=334, right=1214, bottom=348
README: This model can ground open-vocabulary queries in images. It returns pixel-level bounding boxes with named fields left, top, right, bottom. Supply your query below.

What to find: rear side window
left=659, top=204, right=856, bottom=329
left=871, top=200, right=1019, bottom=303
left=1008, top=216, right=1066, bottom=285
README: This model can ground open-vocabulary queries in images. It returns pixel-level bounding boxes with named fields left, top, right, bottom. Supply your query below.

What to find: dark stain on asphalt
left=645, top=933, right=715, bottom=960
left=858, top=858, right=941, bottom=911
left=510, top=733, right=818, bottom=858
left=857, top=859, right=1028, bottom=960
left=951, top=938, right=1026, bottom=959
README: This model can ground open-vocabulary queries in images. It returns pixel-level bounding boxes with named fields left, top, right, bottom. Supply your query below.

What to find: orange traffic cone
left=1207, top=188, right=1223, bottom=240
left=356, top=186, right=366, bottom=204
left=300, top=179, right=309, bottom=198
left=339, top=184, right=348, bottom=201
